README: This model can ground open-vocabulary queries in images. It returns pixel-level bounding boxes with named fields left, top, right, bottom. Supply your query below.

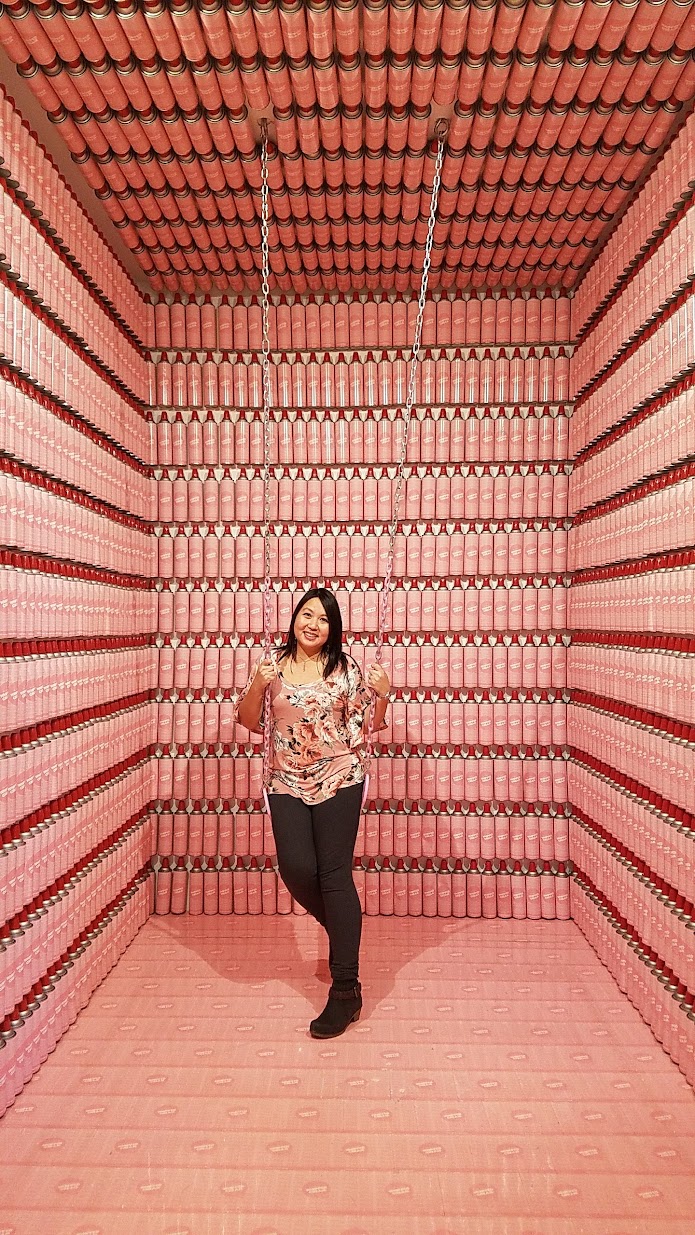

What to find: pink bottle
left=378, top=862, right=394, bottom=915
left=246, top=858, right=262, bottom=915
left=261, top=858, right=277, bottom=915
left=422, top=857, right=437, bottom=917
left=216, top=857, right=233, bottom=914
left=365, top=858, right=380, bottom=916
left=526, top=868, right=541, bottom=919
left=170, top=860, right=188, bottom=913
left=466, top=868, right=482, bottom=917
left=511, top=862, right=526, bottom=917
left=393, top=858, right=408, bottom=916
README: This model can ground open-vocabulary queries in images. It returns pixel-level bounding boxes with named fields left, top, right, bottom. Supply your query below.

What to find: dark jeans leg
left=311, top=783, right=363, bottom=986
left=269, top=784, right=363, bottom=986
left=269, top=794, right=327, bottom=927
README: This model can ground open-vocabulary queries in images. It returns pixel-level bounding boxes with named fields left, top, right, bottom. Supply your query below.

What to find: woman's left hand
left=366, top=662, right=390, bottom=699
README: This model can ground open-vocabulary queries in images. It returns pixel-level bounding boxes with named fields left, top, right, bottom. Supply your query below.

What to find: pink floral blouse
left=236, top=653, right=381, bottom=805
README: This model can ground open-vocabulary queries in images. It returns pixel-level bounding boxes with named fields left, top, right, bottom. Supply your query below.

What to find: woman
left=235, top=587, right=390, bottom=1038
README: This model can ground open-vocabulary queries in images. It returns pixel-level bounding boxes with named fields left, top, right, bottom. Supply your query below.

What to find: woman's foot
left=309, top=983, right=362, bottom=1039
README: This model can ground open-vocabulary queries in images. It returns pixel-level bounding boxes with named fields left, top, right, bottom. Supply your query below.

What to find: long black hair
left=280, top=587, right=348, bottom=679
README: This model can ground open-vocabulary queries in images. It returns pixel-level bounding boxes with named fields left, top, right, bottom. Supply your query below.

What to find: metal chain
left=375, top=135, right=446, bottom=665
left=258, top=127, right=445, bottom=802
left=362, top=134, right=446, bottom=799
left=259, top=121, right=274, bottom=794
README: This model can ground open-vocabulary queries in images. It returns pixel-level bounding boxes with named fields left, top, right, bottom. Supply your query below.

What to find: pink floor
left=1, top=918, right=694, bottom=1235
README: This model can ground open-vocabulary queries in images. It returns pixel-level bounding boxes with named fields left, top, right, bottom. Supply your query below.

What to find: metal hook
left=434, top=118, right=449, bottom=140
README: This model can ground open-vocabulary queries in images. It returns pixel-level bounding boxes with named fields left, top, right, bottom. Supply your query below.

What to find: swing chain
left=260, top=118, right=273, bottom=654
left=260, top=121, right=274, bottom=787
left=375, top=135, right=446, bottom=664
left=258, top=126, right=445, bottom=798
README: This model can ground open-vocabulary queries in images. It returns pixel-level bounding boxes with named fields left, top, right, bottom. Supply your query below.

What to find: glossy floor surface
left=1, top=916, right=694, bottom=1235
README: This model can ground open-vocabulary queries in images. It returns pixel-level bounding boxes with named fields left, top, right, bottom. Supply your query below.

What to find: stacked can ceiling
left=1, top=0, right=693, bottom=296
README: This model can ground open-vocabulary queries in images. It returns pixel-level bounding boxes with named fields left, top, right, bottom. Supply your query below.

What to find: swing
left=257, top=120, right=447, bottom=814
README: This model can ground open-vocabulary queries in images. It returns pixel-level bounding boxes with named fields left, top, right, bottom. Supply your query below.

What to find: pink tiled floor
left=1, top=916, right=694, bottom=1235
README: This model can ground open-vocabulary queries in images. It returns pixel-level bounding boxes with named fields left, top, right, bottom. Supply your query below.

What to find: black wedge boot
left=309, top=982, right=362, bottom=1039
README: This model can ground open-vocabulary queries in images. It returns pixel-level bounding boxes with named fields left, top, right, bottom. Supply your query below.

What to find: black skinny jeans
left=269, top=782, right=363, bottom=986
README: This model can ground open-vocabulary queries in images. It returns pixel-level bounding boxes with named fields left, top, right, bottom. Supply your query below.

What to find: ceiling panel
left=1, top=0, right=693, bottom=295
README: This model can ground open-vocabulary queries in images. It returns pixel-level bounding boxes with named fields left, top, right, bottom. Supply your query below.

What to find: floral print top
left=235, top=652, right=381, bottom=805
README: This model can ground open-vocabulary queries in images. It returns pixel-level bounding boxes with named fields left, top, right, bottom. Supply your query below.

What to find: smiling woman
left=235, top=586, right=391, bottom=1038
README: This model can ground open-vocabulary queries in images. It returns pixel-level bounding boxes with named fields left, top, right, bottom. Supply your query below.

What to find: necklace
left=293, top=651, right=323, bottom=680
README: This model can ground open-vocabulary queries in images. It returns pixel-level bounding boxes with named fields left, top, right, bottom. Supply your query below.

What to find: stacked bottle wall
left=0, top=89, right=158, bottom=1115
left=149, top=288, right=573, bottom=922
left=568, top=111, right=695, bottom=1085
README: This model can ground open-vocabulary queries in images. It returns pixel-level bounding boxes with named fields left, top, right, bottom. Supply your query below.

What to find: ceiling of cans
left=1, top=0, right=693, bottom=297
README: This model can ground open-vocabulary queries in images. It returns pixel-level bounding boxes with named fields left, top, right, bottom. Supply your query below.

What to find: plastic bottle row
left=571, top=881, right=695, bottom=1090
left=162, top=691, right=570, bottom=745
left=155, top=405, right=571, bottom=466
left=0, top=647, right=157, bottom=737
left=0, top=817, right=154, bottom=1022
left=3, top=687, right=154, bottom=750
left=159, top=639, right=568, bottom=694
left=568, top=763, right=692, bottom=904
left=568, top=564, right=695, bottom=636
left=153, top=290, right=572, bottom=353
left=570, top=819, right=694, bottom=1004
left=568, top=703, right=693, bottom=818
left=568, top=644, right=695, bottom=727
left=1, top=701, right=157, bottom=830
left=153, top=348, right=571, bottom=410
left=162, top=695, right=568, bottom=749
left=569, top=472, right=695, bottom=568
left=157, top=746, right=568, bottom=807
left=0, top=281, right=149, bottom=462
left=572, top=110, right=695, bottom=335
left=572, top=203, right=695, bottom=395
left=0, top=570, right=158, bottom=640
left=570, top=681, right=695, bottom=745
left=1, top=471, right=153, bottom=576
left=158, top=527, right=569, bottom=587
left=570, top=388, right=694, bottom=515
left=163, top=698, right=569, bottom=750
left=0, top=873, right=152, bottom=1121
left=159, top=469, right=570, bottom=528
left=0, top=85, right=149, bottom=347
left=157, top=467, right=570, bottom=525
left=0, top=761, right=155, bottom=926
left=0, top=376, right=155, bottom=517
left=113, top=0, right=681, bottom=115
left=157, top=579, right=569, bottom=637
left=154, top=855, right=570, bottom=920
left=0, top=181, right=148, bottom=402
left=154, top=800, right=571, bottom=866
left=570, top=291, right=695, bottom=456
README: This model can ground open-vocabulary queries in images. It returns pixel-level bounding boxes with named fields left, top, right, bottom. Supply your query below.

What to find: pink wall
left=0, top=88, right=157, bottom=1114
left=568, top=110, right=695, bottom=1081
left=149, top=289, right=573, bottom=920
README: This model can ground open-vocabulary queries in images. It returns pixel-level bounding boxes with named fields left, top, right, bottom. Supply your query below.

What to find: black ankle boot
left=309, top=982, right=362, bottom=1039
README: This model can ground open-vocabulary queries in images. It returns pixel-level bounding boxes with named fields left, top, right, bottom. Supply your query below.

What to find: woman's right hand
left=251, top=659, right=277, bottom=692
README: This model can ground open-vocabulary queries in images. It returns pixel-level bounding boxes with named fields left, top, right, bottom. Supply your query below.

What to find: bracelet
left=374, top=690, right=392, bottom=702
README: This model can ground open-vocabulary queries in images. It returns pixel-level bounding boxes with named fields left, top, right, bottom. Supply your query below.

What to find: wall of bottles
left=0, top=94, right=157, bottom=1116
left=568, top=107, right=695, bottom=1087
left=149, top=287, right=573, bottom=923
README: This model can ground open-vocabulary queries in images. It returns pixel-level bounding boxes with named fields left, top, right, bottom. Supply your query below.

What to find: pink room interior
left=0, top=2, right=694, bottom=1232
